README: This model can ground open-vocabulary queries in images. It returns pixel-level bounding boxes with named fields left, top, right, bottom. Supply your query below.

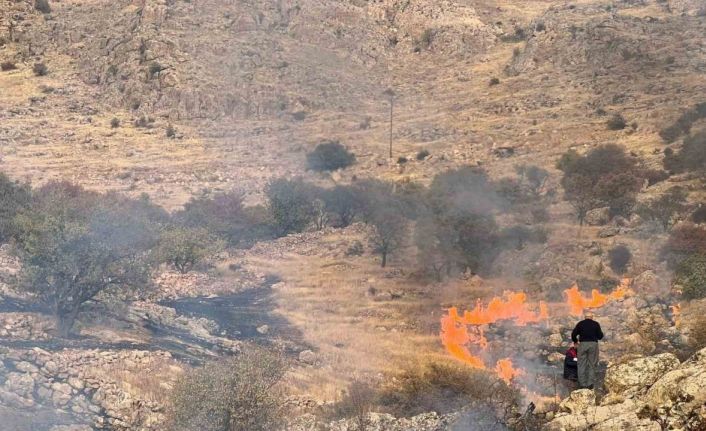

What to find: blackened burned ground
left=0, top=287, right=306, bottom=363
left=161, top=287, right=298, bottom=340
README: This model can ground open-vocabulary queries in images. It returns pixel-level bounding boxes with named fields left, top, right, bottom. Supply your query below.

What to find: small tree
left=265, top=178, right=315, bottom=236
left=158, top=226, right=223, bottom=274
left=515, top=164, right=548, bottom=196
left=322, top=185, right=363, bottom=227
left=359, top=181, right=408, bottom=267
left=13, top=183, right=161, bottom=336
left=306, top=141, right=355, bottom=171
left=638, top=187, right=688, bottom=230
left=663, top=131, right=706, bottom=174
left=168, top=347, right=287, bottom=431
left=608, top=245, right=631, bottom=275
left=32, top=62, right=48, bottom=76
left=414, top=215, right=452, bottom=281
left=606, top=114, right=627, bottom=130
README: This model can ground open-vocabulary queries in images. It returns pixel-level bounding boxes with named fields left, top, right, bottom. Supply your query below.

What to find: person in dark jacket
left=563, top=345, right=578, bottom=381
left=571, top=310, right=604, bottom=389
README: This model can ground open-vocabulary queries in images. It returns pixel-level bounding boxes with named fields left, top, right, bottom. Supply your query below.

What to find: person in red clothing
left=563, top=345, right=578, bottom=381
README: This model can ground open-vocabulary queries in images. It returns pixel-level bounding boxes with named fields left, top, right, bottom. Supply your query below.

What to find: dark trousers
left=577, top=341, right=598, bottom=388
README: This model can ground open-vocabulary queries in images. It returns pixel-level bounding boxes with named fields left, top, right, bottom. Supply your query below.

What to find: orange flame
left=441, top=279, right=634, bottom=384
left=440, top=292, right=548, bottom=382
left=452, top=291, right=549, bottom=326
left=671, top=303, right=681, bottom=326
left=496, top=358, right=523, bottom=383
left=564, top=278, right=633, bottom=316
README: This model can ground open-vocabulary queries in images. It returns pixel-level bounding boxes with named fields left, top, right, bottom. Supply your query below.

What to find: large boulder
left=546, top=399, right=658, bottom=431
left=559, top=389, right=595, bottom=414
left=644, top=347, right=706, bottom=429
left=604, top=353, right=680, bottom=397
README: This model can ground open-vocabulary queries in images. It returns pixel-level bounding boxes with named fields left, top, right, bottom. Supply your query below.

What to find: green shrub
left=157, top=226, right=223, bottom=274
left=110, top=118, right=120, bottom=128
left=32, top=62, right=48, bottom=76
left=608, top=245, right=631, bottom=275
left=1, top=61, right=17, bottom=71
left=306, top=141, right=355, bottom=171
left=265, top=178, right=316, bottom=236
left=166, top=124, right=176, bottom=138
left=675, top=254, right=706, bottom=299
left=0, top=173, right=31, bottom=242
left=168, top=347, right=287, bottom=431
left=489, top=77, right=500, bottom=86
left=416, top=149, right=430, bottom=160
left=397, top=156, right=408, bottom=164
left=607, top=114, right=627, bottom=130
left=34, top=0, right=51, bottom=13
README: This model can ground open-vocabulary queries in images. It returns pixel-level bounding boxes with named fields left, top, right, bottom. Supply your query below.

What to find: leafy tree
left=0, top=173, right=31, bottom=242
left=557, top=145, right=642, bottom=224
left=13, top=182, right=161, bottom=336
left=265, top=178, right=315, bottom=236
left=414, top=215, right=454, bottom=281
left=168, top=347, right=287, bottom=431
left=306, top=140, right=356, bottom=172
left=637, top=187, right=688, bottom=230
left=425, top=167, right=502, bottom=274
left=675, top=254, right=706, bottom=300
left=362, top=185, right=408, bottom=268
left=158, top=226, right=224, bottom=274
left=322, top=185, right=363, bottom=227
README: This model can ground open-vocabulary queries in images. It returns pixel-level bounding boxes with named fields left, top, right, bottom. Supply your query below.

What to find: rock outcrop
left=545, top=348, right=706, bottom=430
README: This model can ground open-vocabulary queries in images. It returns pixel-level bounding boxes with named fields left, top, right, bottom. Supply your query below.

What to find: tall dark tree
left=638, top=187, right=688, bottom=230
left=13, top=182, right=161, bottom=337
left=358, top=180, right=408, bottom=267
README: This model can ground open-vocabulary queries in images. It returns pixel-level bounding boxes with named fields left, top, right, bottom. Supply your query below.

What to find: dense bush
left=110, top=117, right=120, bottom=128
left=659, top=102, right=706, bottom=143
left=642, top=169, right=670, bottom=187
left=266, top=178, right=315, bottom=236
left=663, top=131, right=706, bottom=174
left=168, top=347, right=287, bottom=431
left=306, top=141, right=355, bottom=172
left=1, top=61, right=17, bottom=71
left=34, top=0, right=51, bottom=13
left=32, top=62, right=48, bottom=76
left=157, top=226, right=223, bottom=274
left=691, top=205, right=706, bottom=224
left=606, top=114, right=627, bottom=130
left=0, top=173, right=31, bottom=242
left=166, top=124, right=176, bottom=138
left=416, top=149, right=430, bottom=160
left=557, top=145, right=642, bottom=224
left=675, top=254, right=706, bottom=300
left=322, top=185, right=364, bottom=227
left=489, top=77, right=500, bottom=86
left=608, top=245, right=631, bottom=275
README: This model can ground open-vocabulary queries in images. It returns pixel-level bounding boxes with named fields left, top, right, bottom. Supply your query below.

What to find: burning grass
left=440, top=279, right=633, bottom=384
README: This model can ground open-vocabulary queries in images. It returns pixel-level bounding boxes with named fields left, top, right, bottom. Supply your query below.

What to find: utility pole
left=383, top=88, right=395, bottom=159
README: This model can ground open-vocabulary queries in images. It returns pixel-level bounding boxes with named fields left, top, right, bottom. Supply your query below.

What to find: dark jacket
left=571, top=318, right=604, bottom=343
